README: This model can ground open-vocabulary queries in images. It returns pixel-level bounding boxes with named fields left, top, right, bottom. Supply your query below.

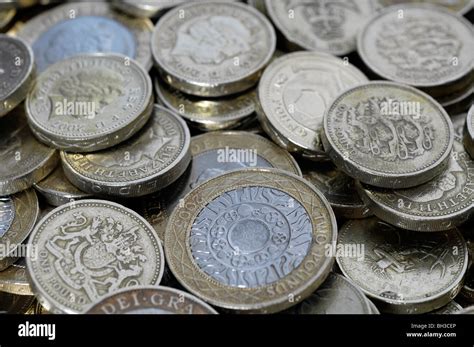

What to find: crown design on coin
left=45, top=212, right=147, bottom=302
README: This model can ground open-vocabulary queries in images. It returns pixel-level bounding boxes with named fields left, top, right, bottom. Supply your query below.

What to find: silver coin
left=0, top=35, right=34, bottom=117
left=431, top=300, right=464, bottom=314
left=459, top=266, right=474, bottom=302
left=258, top=52, right=368, bottom=160
left=337, top=218, right=468, bottom=314
left=375, top=0, right=474, bottom=15
left=464, top=105, right=474, bottom=159
left=0, top=258, right=33, bottom=296
left=136, top=131, right=301, bottom=241
left=367, top=298, right=380, bottom=314
left=451, top=112, right=467, bottom=138
left=0, top=108, right=58, bottom=196
left=247, top=0, right=267, bottom=15
left=61, top=105, right=191, bottom=198
left=441, top=86, right=473, bottom=116
left=26, top=199, right=165, bottom=314
left=155, top=77, right=257, bottom=131
left=458, top=306, right=474, bottom=314
left=302, top=162, right=372, bottom=219
left=26, top=54, right=153, bottom=152
left=0, top=9, right=15, bottom=31
left=322, top=82, right=454, bottom=188
left=33, top=165, right=93, bottom=206
left=16, top=2, right=153, bottom=72
left=358, top=5, right=474, bottom=92
left=288, top=273, right=372, bottom=314
left=0, top=189, right=38, bottom=271
left=357, top=138, right=474, bottom=232
left=152, top=1, right=276, bottom=97
left=265, top=0, right=377, bottom=56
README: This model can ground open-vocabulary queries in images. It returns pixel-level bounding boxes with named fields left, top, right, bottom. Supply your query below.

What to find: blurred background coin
left=15, top=2, right=153, bottom=72
left=258, top=52, right=368, bottom=161
left=87, top=286, right=218, bottom=314
left=27, top=200, right=165, bottom=314
left=337, top=218, right=468, bottom=313
left=152, top=1, right=276, bottom=97
left=464, top=105, right=474, bottom=158
left=61, top=105, right=191, bottom=198
left=322, top=82, right=454, bottom=189
left=0, top=292, right=34, bottom=314
left=26, top=54, right=153, bottom=152
left=375, top=0, right=474, bottom=15
left=0, top=34, right=34, bottom=117
left=165, top=168, right=336, bottom=313
left=0, top=9, right=15, bottom=31
left=0, top=258, right=33, bottom=295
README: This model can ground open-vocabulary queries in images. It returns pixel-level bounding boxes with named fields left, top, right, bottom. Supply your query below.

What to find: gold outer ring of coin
left=165, top=167, right=337, bottom=313
left=86, top=285, right=218, bottom=314
left=0, top=189, right=38, bottom=271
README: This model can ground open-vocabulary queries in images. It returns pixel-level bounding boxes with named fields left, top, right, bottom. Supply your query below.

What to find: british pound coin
left=376, top=0, right=474, bottom=15
left=34, top=165, right=93, bottom=206
left=26, top=54, right=153, bottom=152
left=459, top=267, right=474, bottom=302
left=0, top=292, right=34, bottom=313
left=137, top=131, right=301, bottom=240
left=0, top=258, right=33, bottom=295
left=0, top=9, right=15, bottom=31
left=357, top=138, right=474, bottom=231
left=337, top=218, right=468, bottom=314
left=87, top=286, right=218, bottom=314
left=152, top=1, right=276, bottom=97
left=432, top=300, right=464, bottom=314
left=265, top=0, right=377, bottom=56
left=322, top=82, right=454, bottom=188
left=464, top=105, right=474, bottom=158
left=358, top=5, right=474, bottom=97
left=155, top=77, right=257, bottom=131
left=26, top=199, right=165, bottom=314
left=458, top=306, right=474, bottom=314
left=61, top=105, right=191, bottom=198
left=16, top=2, right=153, bottom=72
left=258, top=52, right=368, bottom=160
left=287, top=273, right=372, bottom=314
left=0, top=189, right=38, bottom=271
left=302, top=162, right=372, bottom=219
left=0, top=109, right=57, bottom=196
left=0, top=35, right=34, bottom=117
left=165, top=168, right=337, bottom=313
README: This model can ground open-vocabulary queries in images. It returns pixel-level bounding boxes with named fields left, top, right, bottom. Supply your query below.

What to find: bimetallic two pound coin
left=165, top=168, right=337, bottom=313
left=152, top=1, right=276, bottom=97
left=258, top=52, right=368, bottom=160
left=61, top=105, right=191, bottom=198
left=27, top=200, right=165, bottom=314
left=26, top=54, right=153, bottom=152
left=357, top=138, right=474, bottom=231
left=0, top=34, right=34, bottom=117
left=0, top=189, right=38, bottom=271
left=322, top=82, right=454, bottom=189
left=337, top=218, right=468, bottom=314
left=265, top=0, right=377, bottom=56
left=16, top=2, right=153, bottom=72
left=0, top=258, right=33, bottom=295
left=0, top=109, right=58, bottom=195
left=464, top=105, right=474, bottom=159
left=87, top=286, right=217, bottom=314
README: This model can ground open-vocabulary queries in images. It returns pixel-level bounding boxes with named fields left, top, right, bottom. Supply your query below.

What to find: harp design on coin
left=341, top=97, right=433, bottom=161
left=45, top=212, right=147, bottom=302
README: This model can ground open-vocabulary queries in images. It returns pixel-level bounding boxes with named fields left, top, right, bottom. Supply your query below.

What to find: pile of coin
left=0, top=0, right=473, bottom=316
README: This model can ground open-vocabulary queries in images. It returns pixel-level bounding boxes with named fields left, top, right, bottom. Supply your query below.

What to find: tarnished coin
left=358, top=5, right=474, bottom=97
left=376, top=0, right=474, bottom=15
left=287, top=273, right=372, bottom=314
left=16, top=2, right=153, bottom=72
left=337, top=218, right=468, bottom=314
left=87, top=286, right=218, bottom=314
left=301, top=162, right=372, bottom=219
left=322, top=82, right=454, bottom=188
left=432, top=301, right=464, bottom=314
left=0, top=189, right=38, bottom=271
left=0, top=292, right=34, bottom=313
left=464, top=105, right=474, bottom=158
left=0, top=108, right=58, bottom=196
left=155, top=77, right=257, bottom=131
left=137, top=131, right=301, bottom=240
left=357, top=138, right=474, bottom=232
left=165, top=168, right=337, bottom=313
left=152, top=1, right=276, bottom=97
left=26, top=54, right=153, bottom=152
left=26, top=199, right=165, bottom=314
left=0, top=258, right=33, bottom=295
left=61, top=105, right=190, bottom=198
left=258, top=52, right=368, bottom=160
left=265, top=0, right=377, bottom=55
left=34, top=165, right=92, bottom=206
